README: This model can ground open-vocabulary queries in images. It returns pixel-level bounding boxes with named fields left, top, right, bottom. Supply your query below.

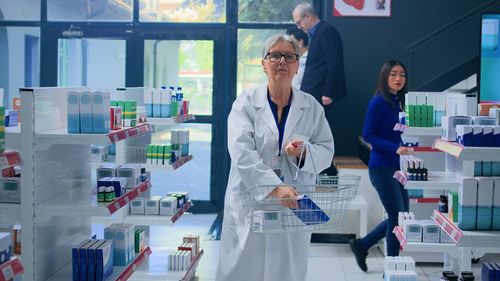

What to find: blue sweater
left=362, top=93, right=402, bottom=169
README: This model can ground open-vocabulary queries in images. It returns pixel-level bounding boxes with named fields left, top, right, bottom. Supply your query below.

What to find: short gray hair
left=262, top=34, right=300, bottom=58
left=294, top=3, right=318, bottom=18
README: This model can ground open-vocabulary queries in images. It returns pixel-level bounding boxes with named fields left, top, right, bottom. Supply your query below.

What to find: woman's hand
left=269, top=185, right=299, bottom=209
left=396, top=146, right=414, bottom=156
left=285, top=140, right=305, bottom=157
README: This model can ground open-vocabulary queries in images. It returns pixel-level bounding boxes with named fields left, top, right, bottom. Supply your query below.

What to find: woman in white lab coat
left=215, top=34, right=334, bottom=281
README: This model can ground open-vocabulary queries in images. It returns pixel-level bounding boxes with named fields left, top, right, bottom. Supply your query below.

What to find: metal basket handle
left=291, top=142, right=318, bottom=183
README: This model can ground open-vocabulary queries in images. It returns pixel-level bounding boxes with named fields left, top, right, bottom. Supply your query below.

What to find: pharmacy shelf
left=129, top=249, right=204, bottom=281
left=433, top=138, right=500, bottom=160
left=393, top=171, right=460, bottom=192
left=148, top=115, right=195, bottom=126
left=37, top=181, right=151, bottom=217
left=0, top=151, right=22, bottom=170
left=36, top=123, right=153, bottom=146
left=431, top=210, right=500, bottom=248
left=145, top=155, right=193, bottom=171
left=0, top=257, right=24, bottom=281
left=403, top=127, right=441, bottom=136
left=47, top=247, right=152, bottom=281
left=394, top=226, right=456, bottom=253
left=124, top=201, right=193, bottom=226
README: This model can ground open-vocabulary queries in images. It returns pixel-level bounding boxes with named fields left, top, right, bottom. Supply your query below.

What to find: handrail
left=405, top=0, right=499, bottom=53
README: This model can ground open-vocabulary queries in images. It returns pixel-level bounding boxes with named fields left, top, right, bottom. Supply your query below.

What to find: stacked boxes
left=459, top=178, right=478, bottom=230
left=494, top=178, right=500, bottom=230
left=384, top=256, right=417, bottom=281
left=456, top=124, right=500, bottom=147
left=171, top=129, right=190, bottom=158
left=104, top=224, right=135, bottom=266
left=67, top=91, right=111, bottom=134
left=72, top=239, right=113, bottom=281
left=147, top=144, right=172, bottom=165
left=129, top=192, right=188, bottom=216
left=405, top=92, right=444, bottom=127
left=111, top=101, right=137, bottom=127
left=477, top=178, right=495, bottom=230
left=168, top=235, right=200, bottom=271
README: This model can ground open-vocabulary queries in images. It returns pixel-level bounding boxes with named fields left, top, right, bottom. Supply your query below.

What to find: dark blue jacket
left=300, top=21, right=347, bottom=104
left=362, top=94, right=402, bottom=168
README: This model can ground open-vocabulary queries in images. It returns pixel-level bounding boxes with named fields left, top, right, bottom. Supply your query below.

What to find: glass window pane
left=0, top=27, right=40, bottom=107
left=150, top=123, right=211, bottom=201
left=237, top=29, right=285, bottom=94
left=0, top=0, right=40, bottom=21
left=144, top=40, right=213, bottom=115
left=58, top=38, right=125, bottom=89
left=238, top=0, right=312, bottom=23
left=48, top=0, right=132, bottom=21
left=139, top=0, right=225, bottom=23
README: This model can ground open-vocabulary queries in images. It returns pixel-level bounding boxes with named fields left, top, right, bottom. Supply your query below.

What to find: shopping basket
left=243, top=167, right=360, bottom=234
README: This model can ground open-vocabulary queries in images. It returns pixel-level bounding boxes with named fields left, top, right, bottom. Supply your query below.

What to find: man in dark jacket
left=293, top=3, right=347, bottom=107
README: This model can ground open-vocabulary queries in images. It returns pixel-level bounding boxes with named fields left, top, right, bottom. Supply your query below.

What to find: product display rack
left=19, top=87, right=154, bottom=280
left=123, top=200, right=193, bottom=226
left=393, top=226, right=456, bottom=253
left=45, top=247, right=152, bottom=281
left=392, top=136, right=500, bottom=272
left=144, top=154, right=193, bottom=172
left=128, top=249, right=204, bottom=281
left=0, top=257, right=24, bottom=281
left=393, top=170, right=460, bottom=192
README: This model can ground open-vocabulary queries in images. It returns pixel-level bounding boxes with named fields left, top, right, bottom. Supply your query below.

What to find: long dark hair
left=375, top=60, right=408, bottom=111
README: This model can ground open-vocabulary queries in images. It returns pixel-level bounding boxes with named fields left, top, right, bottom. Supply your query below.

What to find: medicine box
left=79, top=91, right=93, bottom=134
left=130, top=198, right=145, bottom=215
left=91, top=91, right=110, bottom=134
left=67, top=91, right=80, bottom=133
left=145, top=196, right=162, bottom=215
left=160, top=196, right=177, bottom=215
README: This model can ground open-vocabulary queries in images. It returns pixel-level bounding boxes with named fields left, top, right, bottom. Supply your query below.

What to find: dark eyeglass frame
left=265, top=52, right=299, bottom=63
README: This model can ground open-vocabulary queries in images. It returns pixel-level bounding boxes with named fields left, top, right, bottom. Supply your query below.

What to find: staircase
left=405, top=0, right=500, bottom=92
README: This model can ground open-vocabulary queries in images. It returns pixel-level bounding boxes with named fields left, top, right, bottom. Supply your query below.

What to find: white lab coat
left=216, top=84, right=334, bottom=281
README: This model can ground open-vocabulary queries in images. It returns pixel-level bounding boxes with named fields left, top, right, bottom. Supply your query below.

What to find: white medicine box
left=130, top=198, right=145, bottom=215
left=160, top=196, right=177, bottom=215
left=145, top=196, right=162, bottom=215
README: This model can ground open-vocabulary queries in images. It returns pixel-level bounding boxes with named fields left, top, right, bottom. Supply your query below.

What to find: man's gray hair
left=294, top=3, right=318, bottom=18
left=262, top=34, right=300, bottom=58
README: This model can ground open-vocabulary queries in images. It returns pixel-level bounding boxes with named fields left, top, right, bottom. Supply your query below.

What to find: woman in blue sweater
left=349, top=60, right=414, bottom=272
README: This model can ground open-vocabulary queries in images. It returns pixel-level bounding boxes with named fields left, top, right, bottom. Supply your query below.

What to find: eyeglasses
left=265, top=52, right=299, bottom=63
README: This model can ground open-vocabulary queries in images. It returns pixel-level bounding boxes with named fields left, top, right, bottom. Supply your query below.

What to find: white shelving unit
left=129, top=249, right=204, bottom=281
left=19, top=87, right=154, bottom=281
left=399, top=138, right=500, bottom=272
left=394, top=170, right=460, bottom=192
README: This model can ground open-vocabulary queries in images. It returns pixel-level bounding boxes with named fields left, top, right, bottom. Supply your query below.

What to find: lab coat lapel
left=253, top=85, right=279, bottom=143
left=283, top=88, right=307, bottom=149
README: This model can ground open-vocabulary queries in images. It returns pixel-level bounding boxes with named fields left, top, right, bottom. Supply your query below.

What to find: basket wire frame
left=244, top=175, right=360, bottom=233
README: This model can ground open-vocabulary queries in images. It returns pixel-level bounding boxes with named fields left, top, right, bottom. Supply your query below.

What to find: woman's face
left=262, top=41, right=299, bottom=85
left=387, top=65, right=406, bottom=94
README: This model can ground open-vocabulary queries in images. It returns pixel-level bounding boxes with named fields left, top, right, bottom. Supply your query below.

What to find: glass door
left=141, top=29, right=226, bottom=213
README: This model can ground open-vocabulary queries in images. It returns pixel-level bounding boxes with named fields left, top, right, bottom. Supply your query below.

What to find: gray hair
left=294, top=3, right=318, bottom=18
left=262, top=34, right=300, bottom=58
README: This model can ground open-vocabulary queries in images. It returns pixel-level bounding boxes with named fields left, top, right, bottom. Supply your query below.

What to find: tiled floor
left=144, top=214, right=499, bottom=281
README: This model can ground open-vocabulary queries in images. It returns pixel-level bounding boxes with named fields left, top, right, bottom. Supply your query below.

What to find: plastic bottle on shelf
left=140, top=168, right=147, bottom=182
left=170, top=87, right=178, bottom=118
left=176, top=86, right=184, bottom=117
